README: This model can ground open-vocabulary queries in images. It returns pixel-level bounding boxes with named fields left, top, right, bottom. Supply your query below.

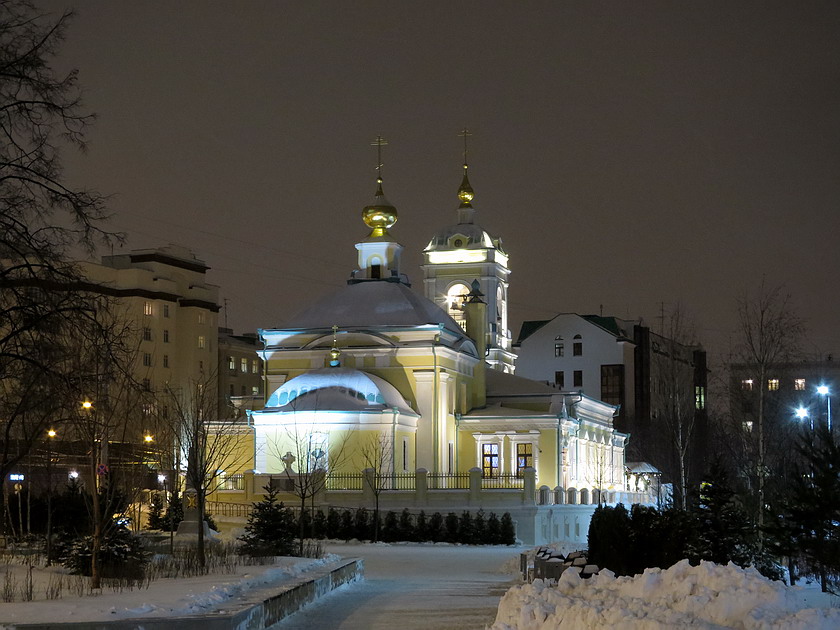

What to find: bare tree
left=654, top=306, right=701, bottom=509
left=733, top=281, right=804, bottom=534
left=360, top=432, right=394, bottom=542
left=0, top=1, right=115, bottom=534
left=162, top=372, right=244, bottom=568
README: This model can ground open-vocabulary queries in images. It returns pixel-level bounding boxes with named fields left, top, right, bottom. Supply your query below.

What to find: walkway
left=273, top=543, right=522, bottom=630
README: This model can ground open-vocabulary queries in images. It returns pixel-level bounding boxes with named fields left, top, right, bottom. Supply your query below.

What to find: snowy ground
left=0, top=553, right=337, bottom=626
left=492, top=559, right=840, bottom=630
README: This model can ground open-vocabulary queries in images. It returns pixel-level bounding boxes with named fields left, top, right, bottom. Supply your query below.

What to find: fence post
left=416, top=468, right=428, bottom=506
left=523, top=467, right=536, bottom=504
left=469, top=467, right=482, bottom=503
left=244, top=470, right=255, bottom=502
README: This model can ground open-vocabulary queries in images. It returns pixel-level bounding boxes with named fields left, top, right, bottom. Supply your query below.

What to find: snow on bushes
left=492, top=559, right=840, bottom=630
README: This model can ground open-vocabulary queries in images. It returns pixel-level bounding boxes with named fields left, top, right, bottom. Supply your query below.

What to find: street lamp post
left=45, top=429, right=56, bottom=566
left=817, top=385, right=831, bottom=431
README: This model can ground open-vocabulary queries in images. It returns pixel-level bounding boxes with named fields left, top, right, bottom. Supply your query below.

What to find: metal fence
left=481, top=473, right=524, bottom=489
left=206, top=501, right=252, bottom=517
left=428, top=473, right=470, bottom=489
left=326, top=473, right=364, bottom=491
left=218, top=474, right=244, bottom=491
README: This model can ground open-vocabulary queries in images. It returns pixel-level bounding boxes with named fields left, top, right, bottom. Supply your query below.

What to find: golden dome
left=458, top=165, right=474, bottom=207
left=362, top=178, right=398, bottom=237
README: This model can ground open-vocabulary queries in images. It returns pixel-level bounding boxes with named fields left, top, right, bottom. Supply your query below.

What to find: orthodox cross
left=458, top=127, right=473, bottom=166
left=370, top=135, right=388, bottom=179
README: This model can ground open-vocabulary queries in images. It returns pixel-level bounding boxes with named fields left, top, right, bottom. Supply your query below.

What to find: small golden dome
left=329, top=346, right=341, bottom=362
left=362, top=178, right=398, bottom=237
left=458, top=165, right=474, bottom=207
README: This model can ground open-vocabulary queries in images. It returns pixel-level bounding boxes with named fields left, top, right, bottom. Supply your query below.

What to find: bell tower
left=421, top=130, right=515, bottom=373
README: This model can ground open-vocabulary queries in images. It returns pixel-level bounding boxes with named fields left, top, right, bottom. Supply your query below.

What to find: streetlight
left=817, top=385, right=831, bottom=431
left=46, top=428, right=56, bottom=565
left=795, top=406, right=812, bottom=430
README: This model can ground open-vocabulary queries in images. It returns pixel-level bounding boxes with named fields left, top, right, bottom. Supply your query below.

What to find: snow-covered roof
left=261, top=368, right=416, bottom=415
left=281, top=281, right=466, bottom=339
left=423, top=223, right=504, bottom=253
left=626, top=461, right=662, bottom=475
left=485, top=369, right=561, bottom=397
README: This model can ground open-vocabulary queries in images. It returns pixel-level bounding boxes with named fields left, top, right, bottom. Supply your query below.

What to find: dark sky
left=44, top=1, right=840, bottom=361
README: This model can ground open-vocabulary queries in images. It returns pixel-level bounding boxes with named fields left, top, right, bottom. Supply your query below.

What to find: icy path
left=274, top=543, right=523, bottom=630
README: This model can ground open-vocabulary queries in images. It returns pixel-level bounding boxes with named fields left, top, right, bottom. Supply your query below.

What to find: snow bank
left=492, top=559, right=840, bottom=630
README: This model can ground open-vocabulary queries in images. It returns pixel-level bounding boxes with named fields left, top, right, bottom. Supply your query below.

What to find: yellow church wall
left=536, top=430, right=559, bottom=487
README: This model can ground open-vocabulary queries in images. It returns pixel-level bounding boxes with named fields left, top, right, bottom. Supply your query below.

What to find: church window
left=516, top=443, right=533, bottom=475
left=371, top=264, right=381, bottom=279
left=555, top=371, right=564, bottom=388
left=446, top=283, right=471, bottom=322
left=482, top=443, right=499, bottom=478
left=278, top=391, right=289, bottom=405
left=375, top=394, right=385, bottom=404
left=366, top=393, right=375, bottom=402
left=574, top=370, right=583, bottom=388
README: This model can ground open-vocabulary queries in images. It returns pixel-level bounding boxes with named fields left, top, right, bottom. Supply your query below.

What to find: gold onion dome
left=362, top=177, right=398, bottom=237
left=458, top=165, right=474, bottom=208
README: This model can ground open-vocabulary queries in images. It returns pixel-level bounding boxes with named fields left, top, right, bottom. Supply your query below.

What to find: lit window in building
left=197, top=335, right=206, bottom=349
left=143, top=302, right=153, bottom=316
left=228, top=356, right=235, bottom=370
left=794, top=378, right=806, bottom=391
left=252, top=359, right=259, bottom=374
left=516, top=443, right=533, bottom=475
left=197, top=311, right=206, bottom=324
left=768, top=378, right=779, bottom=391
left=482, top=443, right=499, bottom=478
left=251, top=386, right=259, bottom=395
left=163, top=354, right=169, bottom=368
left=241, top=357, right=248, bottom=373
left=555, top=371, right=564, bottom=388
left=143, top=353, right=152, bottom=367
left=695, top=386, right=706, bottom=410
left=143, top=327, right=152, bottom=342
left=573, top=335, right=583, bottom=356
left=574, top=370, right=583, bottom=388
left=741, top=379, right=753, bottom=391
left=163, top=304, right=169, bottom=318
left=554, top=336, right=564, bottom=357
left=163, top=329, right=170, bottom=343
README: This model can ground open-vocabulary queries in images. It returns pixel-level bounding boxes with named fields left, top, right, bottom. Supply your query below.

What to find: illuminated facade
left=421, top=163, right=516, bottom=373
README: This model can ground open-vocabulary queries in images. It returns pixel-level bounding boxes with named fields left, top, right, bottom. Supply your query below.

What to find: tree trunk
left=757, top=366, right=766, bottom=543
left=197, top=489, right=206, bottom=569
left=90, top=455, right=102, bottom=590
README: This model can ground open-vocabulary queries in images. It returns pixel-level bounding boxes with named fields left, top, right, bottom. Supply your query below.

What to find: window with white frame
left=482, top=443, right=499, bottom=477
left=143, top=301, right=153, bottom=316
left=240, top=357, right=248, bottom=373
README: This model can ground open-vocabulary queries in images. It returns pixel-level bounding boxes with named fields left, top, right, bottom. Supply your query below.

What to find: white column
left=413, top=371, right=436, bottom=472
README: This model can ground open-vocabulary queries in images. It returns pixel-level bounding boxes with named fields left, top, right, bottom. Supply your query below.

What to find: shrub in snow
left=146, top=493, right=165, bottom=530
left=59, top=525, right=147, bottom=579
left=427, top=512, right=445, bottom=542
left=500, top=513, right=516, bottom=545
left=416, top=510, right=429, bottom=541
left=486, top=512, right=502, bottom=544
left=445, top=512, right=460, bottom=542
left=238, top=486, right=296, bottom=557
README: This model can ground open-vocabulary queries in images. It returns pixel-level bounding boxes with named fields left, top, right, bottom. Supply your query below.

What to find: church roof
left=261, top=368, right=417, bottom=415
left=282, top=281, right=466, bottom=338
left=424, top=223, right=505, bottom=253
left=485, top=368, right=561, bottom=397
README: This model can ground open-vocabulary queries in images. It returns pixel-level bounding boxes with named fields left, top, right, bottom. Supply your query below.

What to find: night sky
left=44, top=1, right=840, bottom=361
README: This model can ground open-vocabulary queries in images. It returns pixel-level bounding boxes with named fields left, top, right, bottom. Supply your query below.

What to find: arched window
left=573, top=334, right=583, bottom=356
left=446, top=283, right=471, bottom=324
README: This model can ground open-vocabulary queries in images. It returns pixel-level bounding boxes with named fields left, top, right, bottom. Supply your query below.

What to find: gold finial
left=329, top=325, right=341, bottom=366
left=363, top=135, right=398, bottom=237
left=457, top=128, right=474, bottom=207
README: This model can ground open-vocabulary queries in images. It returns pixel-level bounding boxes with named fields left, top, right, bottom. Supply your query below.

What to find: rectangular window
left=163, top=329, right=170, bottom=343
left=554, top=371, right=564, bottom=389
left=695, top=385, right=706, bottom=410
left=229, top=384, right=234, bottom=396
left=482, top=443, right=499, bottom=478
left=163, top=354, right=169, bottom=368
left=573, top=342, right=582, bottom=356
left=794, top=378, right=806, bottom=391
left=197, top=311, right=206, bottom=324
left=142, top=378, right=151, bottom=391
left=768, top=378, right=779, bottom=391
left=251, top=385, right=259, bottom=396
left=143, top=353, right=152, bottom=367
left=600, top=364, right=624, bottom=408
left=197, top=335, right=206, bottom=349
left=143, top=301, right=153, bottom=316
left=240, top=357, right=248, bottom=373
left=163, top=304, right=169, bottom=318
left=252, top=359, right=259, bottom=374
left=554, top=343, right=564, bottom=357
left=741, top=379, right=753, bottom=391
left=228, top=356, right=235, bottom=371
left=143, top=327, right=152, bottom=342
left=574, top=370, right=583, bottom=388
left=516, top=443, right=533, bottom=475
left=241, top=385, right=246, bottom=396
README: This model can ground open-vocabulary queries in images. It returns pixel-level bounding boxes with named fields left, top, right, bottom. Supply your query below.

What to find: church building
left=240, top=153, right=634, bottom=510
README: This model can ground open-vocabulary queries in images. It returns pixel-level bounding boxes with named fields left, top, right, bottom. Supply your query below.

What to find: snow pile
left=492, top=559, right=840, bottom=630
